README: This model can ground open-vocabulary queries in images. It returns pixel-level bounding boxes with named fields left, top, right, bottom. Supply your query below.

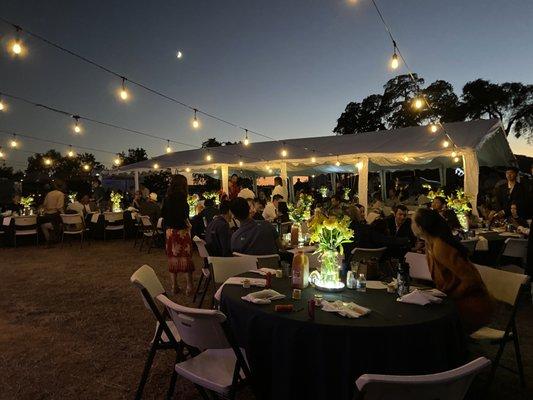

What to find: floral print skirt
left=165, top=228, right=194, bottom=273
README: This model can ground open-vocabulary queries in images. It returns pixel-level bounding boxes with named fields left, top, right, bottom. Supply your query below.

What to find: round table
left=220, top=272, right=466, bottom=400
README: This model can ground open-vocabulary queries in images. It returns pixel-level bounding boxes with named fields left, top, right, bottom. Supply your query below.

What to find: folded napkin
left=321, top=300, right=370, bottom=318
left=1, top=210, right=12, bottom=217
left=366, top=281, right=388, bottom=290
left=475, top=236, right=489, bottom=251
left=241, top=289, right=285, bottom=304
left=248, top=268, right=278, bottom=276
left=397, top=289, right=446, bottom=306
left=90, top=213, right=100, bottom=223
left=214, top=277, right=266, bottom=301
left=499, top=232, right=522, bottom=238
left=3, top=216, right=12, bottom=226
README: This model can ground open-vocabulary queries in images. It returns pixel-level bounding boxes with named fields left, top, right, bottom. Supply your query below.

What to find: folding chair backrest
left=130, top=265, right=166, bottom=302
left=157, top=294, right=229, bottom=350
left=60, top=213, right=83, bottom=225
left=140, top=215, right=153, bottom=228
left=474, top=264, right=529, bottom=306
left=502, top=238, right=528, bottom=261
left=104, top=211, right=123, bottom=223
left=405, top=252, right=432, bottom=281
left=157, top=217, right=164, bottom=229
left=193, top=236, right=210, bottom=259
left=351, top=247, right=387, bottom=262
left=233, top=252, right=280, bottom=269
left=14, top=215, right=37, bottom=227
left=460, top=239, right=478, bottom=255
left=208, top=256, right=258, bottom=284
left=356, top=357, right=490, bottom=400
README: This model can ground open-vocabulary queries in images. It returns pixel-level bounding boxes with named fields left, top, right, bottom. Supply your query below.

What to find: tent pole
left=252, top=175, right=258, bottom=197
left=221, top=165, right=229, bottom=195
left=134, top=170, right=139, bottom=192
left=280, top=162, right=288, bottom=197
left=357, top=158, right=369, bottom=216
left=463, top=150, right=479, bottom=215
left=331, top=173, right=337, bottom=194
left=439, top=166, right=447, bottom=187
left=380, top=170, right=387, bottom=202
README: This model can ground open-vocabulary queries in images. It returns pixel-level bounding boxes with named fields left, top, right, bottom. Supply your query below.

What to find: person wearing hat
left=495, top=166, right=528, bottom=219
left=140, top=192, right=161, bottom=224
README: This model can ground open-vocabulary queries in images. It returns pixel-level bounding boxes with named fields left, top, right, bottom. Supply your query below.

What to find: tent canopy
left=117, top=119, right=514, bottom=175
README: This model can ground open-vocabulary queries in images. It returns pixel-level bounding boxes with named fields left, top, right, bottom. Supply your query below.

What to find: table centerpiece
left=187, top=194, right=199, bottom=218
left=288, top=194, right=313, bottom=245
left=446, top=189, right=471, bottom=231
left=20, top=195, right=35, bottom=215
left=110, top=191, right=123, bottom=212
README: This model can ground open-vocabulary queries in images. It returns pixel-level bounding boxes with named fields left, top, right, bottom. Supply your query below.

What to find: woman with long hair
left=161, top=174, right=194, bottom=295
left=411, top=208, right=494, bottom=334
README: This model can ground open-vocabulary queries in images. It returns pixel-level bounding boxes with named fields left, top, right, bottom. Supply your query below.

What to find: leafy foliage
left=119, top=148, right=148, bottom=166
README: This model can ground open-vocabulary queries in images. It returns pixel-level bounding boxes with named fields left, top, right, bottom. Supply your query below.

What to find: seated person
left=277, top=201, right=290, bottom=223
left=507, top=203, right=529, bottom=229
left=40, top=181, right=66, bottom=243
left=4, top=193, right=23, bottom=215
left=262, top=194, right=282, bottom=222
left=131, top=190, right=144, bottom=210
left=328, top=194, right=344, bottom=217
left=204, top=201, right=233, bottom=257
left=385, top=204, right=416, bottom=248
left=191, top=198, right=219, bottom=237
left=252, top=199, right=265, bottom=220
left=67, top=193, right=86, bottom=215
left=237, top=186, right=256, bottom=200
left=384, top=188, right=399, bottom=207
left=139, top=192, right=161, bottom=224
left=231, top=197, right=281, bottom=255
left=431, top=196, right=447, bottom=217
left=411, top=208, right=494, bottom=334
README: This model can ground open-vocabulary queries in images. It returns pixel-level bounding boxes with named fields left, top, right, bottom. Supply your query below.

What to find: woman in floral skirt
left=161, top=174, right=194, bottom=295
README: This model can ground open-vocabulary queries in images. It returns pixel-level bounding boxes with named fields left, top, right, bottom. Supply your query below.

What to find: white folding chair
left=499, top=238, right=528, bottom=269
left=14, top=215, right=38, bottom=247
left=405, top=252, right=433, bottom=282
left=208, top=256, right=258, bottom=284
left=232, top=252, right=281, bottom=269
left=350, top=247, right=387, bottom=263
left=157, top=294, right=251, bottom=400
left=103, top=211, right=125, bottom=240
left=60, top=213, right=86, bottom=248
left=355, top=357, right=490, bottom=400
left=138, top=215, right=156, bottom=253
left=460, top=238, right=478, bottom=256
left=193, top=236, right=213, bottom=308
left=130, top=265, right=183, bottom=400
left=470, top=264, right=530, bottom=387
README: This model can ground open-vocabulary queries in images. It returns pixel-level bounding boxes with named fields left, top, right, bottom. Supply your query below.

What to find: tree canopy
left=334, top=75, right=533, bottom=141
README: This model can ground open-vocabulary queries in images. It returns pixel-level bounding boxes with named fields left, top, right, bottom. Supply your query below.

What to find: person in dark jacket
left=385, top=204, right=416, bottom=248
left=495, top=166, right=528, bottom=218
left=205, top=201, right=233, bottom=257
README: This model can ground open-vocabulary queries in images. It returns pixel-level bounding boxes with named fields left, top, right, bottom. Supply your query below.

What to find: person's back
left=205, top=201, right=232, bottom=257
left=140, top=201, right=161, bottom=224
left=43, top=189, right=65, bottom=214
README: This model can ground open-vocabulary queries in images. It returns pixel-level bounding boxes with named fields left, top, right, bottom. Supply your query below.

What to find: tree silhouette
left=119, top=148, right=148, bottom=166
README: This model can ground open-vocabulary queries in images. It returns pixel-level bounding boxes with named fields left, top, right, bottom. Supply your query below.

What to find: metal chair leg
left=166, top=353, right=180, bottom=400
left=193, top=274, right=205, bottom=303
left=135, top=341, right=159, bottom=400
left=198, top=275, right=211, bottom=308
left=487, top=338, right=507, bottom=387
left=512, top=324, right=526, bottom=387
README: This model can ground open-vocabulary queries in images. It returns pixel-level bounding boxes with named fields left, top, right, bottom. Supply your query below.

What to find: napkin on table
left=321, top=300, right=370, bottom=318
left=248, top=268, right=278, bottom=276
left=397, top=289, right=446, bottom=306
left=3, top=216, right=12, bottom=226
left=241, top=289, right=285, bottom=304
left=214, top=277, right=266, bottom=301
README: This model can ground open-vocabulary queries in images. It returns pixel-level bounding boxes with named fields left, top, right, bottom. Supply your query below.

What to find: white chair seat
left=470, top=326, right=507, bottom=341
left=64, top=230, right=84, bottom=235
left=153, top=320, right=181, bottom=343
left=105, top=225, right=124, bottom=230
left=175, top=348, right=245, bottom=394
left=15, top=230, right=38, bottom=236
left=143, top=231, right=155, bottom=237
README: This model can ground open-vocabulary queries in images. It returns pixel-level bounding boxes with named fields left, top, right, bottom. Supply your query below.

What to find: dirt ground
left=1, top=239, right=532, bottom=399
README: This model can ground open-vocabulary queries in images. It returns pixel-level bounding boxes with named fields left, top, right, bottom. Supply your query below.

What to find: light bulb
left=166, top=145, right=172, bottom=153
left=44, top=158, right=52, bottom=166
left=206, top=154, right=212, bottom=161
left=153, top=163, right=159, bottom=169
left=177, top=51, right=183, bottom=59
left=442, top=140, right=450, bottom=148
left=451, top=151, right=457, bottom=157
left=311, top=175, right=315, bottom=178
left=68, top=150, right=74, bottom=157
left=403, top=155, right=409, bottom=162
left=268, top=169, right=273, bottom=174
left=413, top=98, right=423, bottom=109
left=0, top=101, right=4, bottom=111
left=265, top=164, right=270, bottom=170
left=213, top=169, right=217, bottom=174
left=239, top=160, right=243, bottom=166
left=243, top=137, right=250, bottom=146
left=74, top=125, right=81, bottom=133
left=0, top=149, right=4, bottom=158
left=454, top=156, right=460, bottom=163
left=311, top=156, right=316, bottom=163
left=429, top=124, right=438, bottom=133
left=185, top=167, right=191, bottom=172
left=83, top=164, right=90, bottom=171
left=10, top=139, right=18, bottom=148
left=281, top=149, right=287, bottom=157
left=73, top=117, right=82, bottom=133
left=192, top=110, right=200, bottom=129
left=114, top=158, right=121, bottom=166
left=390, top=53, right=399, bottom=69
left=335, top=160, right=341, bottom=167
left=12, top=41, right=22, bottom=55
left=120, top=89, right=128, bottom=100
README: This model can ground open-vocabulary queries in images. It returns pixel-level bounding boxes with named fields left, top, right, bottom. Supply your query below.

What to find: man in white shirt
left=237, top=186, right=255, bottom=200
left=271, top=177, right=288, bottom=202
left=263, top=194, right=283, bottom=221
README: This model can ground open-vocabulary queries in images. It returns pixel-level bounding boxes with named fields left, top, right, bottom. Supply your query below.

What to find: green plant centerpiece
left=319, top=186, right=328, bottom=198
left=187, top=194, right=199, bottom=218
left=20, top=196, right=35, bottom=215
left=110, top=191, right=123, bottom=212
left=68, top=192, right=77, bottom=204
left=446, top=189, right=471, bottom=231
left=343, top=187, right=351, bottom=201
left=308, top=212, right=353, bottom=292
left=203, top=191, right=220, bottom=205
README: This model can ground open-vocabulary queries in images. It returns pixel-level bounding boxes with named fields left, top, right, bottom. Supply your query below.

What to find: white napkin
left=241, top=289, right=285, bottom=304
left=214, top=277, right=266, bottom=301
left=90, top=213, right=100, bottom=223
left=366, top=281, right=388, bottom=290
left=247, top=268, right=278, bottom=276
left=499, top=232, right=522, bottom=238
left=3, top=216, right=12, bottom=226
left=397, top=289, right=446, bottom=306
left=321, top=300, right=370, bottom=318
left=475, top=236, right=489, bottom=251
left=1, top=210, right=12, bottom=217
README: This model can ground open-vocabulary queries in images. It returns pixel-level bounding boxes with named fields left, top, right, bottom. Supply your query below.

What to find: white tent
left=117, top=119, right=515, bottom=213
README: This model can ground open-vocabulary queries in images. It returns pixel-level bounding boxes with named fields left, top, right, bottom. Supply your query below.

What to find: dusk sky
left=1, top=0, right=532, bottom=169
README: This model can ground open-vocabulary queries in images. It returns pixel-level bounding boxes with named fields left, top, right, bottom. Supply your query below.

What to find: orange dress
left=425, top=237, right=494, bottom=334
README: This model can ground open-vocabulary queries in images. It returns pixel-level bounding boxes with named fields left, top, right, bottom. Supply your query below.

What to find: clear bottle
left=356, top=273, right=366, bottom=292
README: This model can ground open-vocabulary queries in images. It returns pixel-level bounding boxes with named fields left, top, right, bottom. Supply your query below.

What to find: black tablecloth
left=220, top=273, right=466, bottom=400
left=86, top=210, right=137, bottom=239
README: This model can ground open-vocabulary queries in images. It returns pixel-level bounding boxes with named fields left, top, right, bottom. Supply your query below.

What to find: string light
left=453, top=156, right=460, bottom=163
left=403, top=155, right=409, bottom=162
left=185, top=167, right=191, bottom=172
left=281, top=148, right=288, bottom=157
left=67, top=146, right=75, bottom=157
left=114, top=156, right=122, bottom=166
left=0, top=96, right=5, bottom=111
left=243, top=129, right=250, bottom=146
left=239, top=160, right=243, bottom=166
left=43, top=158, right=52, bottom=166
left=390, top=41, right=399, bottom=69
left=73, top=116, right=81, bottom=133
left=205, top=152, right=212, bottom=161
left=119, top=77, right=129, bottom=101
left=451, top=151, right=457, bottom=158
left=442, top=140, right=450, bottom=148
left=82, top=164, right=91, bottom=171
left=10, top=134, right=18, bottom=148
left=412, top=97, right=423, bottom=110
left=166, top=140, right=172, bottom=153
left=176, top=51, right=183, bottom=59
left=11, top=27, right=23, bottom=55
left=153, top=163, right=159, bottom=169
left=213, top=169, right=218, bottom=174
left=311, top=156, right=316, bottom=163
left=192, top=109, right=199, bottom=129
left=335, top=157, right=341, bottom=167
left=429, top=124, right=438, bottom=133
left=0, top=147, right=4, bottom=158
left=268, top=168, right=273, bottom=174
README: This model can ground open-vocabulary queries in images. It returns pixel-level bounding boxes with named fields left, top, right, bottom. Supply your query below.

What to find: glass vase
left=319, top=249, right=340, bottom=286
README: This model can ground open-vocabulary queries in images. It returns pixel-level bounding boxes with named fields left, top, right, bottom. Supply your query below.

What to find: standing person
left=271, top=176, right=288, bottom=202
left=91, top=179, right=106, bottom=210
left=411, top=208, right=494, bottom=334
left=228, top=174, right=241, bottom=200
left=161, top=175, right=194, bottom=295
left=495, top=166, right=527, bottom=218
left=40, top=180, right=65, bottom=243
